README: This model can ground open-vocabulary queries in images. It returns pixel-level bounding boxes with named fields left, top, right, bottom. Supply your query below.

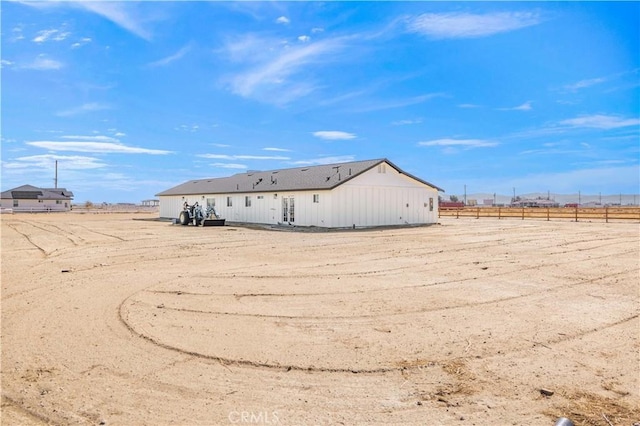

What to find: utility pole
left=54, top=160, right=58, bottom=189
left=578, top=190, right=581, bottom=206
left=464, top=184, right=467, bottom=205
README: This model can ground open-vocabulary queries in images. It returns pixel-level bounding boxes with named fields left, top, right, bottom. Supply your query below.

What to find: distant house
left=511, top=198, right=560, bottom=208
left=0, top=185, right=74, bottom=212
left=157, top=158, right=443, bottom=228
left=141, top=199, right=160, bottom=207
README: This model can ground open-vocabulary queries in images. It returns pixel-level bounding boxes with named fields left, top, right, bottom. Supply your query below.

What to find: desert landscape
left=1, top=213, right=638, bottom=425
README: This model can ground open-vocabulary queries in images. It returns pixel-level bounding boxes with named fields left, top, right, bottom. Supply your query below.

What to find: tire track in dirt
left=118, top=292, right=638, bottom=376
left=68, top=223, right=126, bottom=242
left=5, top=223, right=48, bottom=256
left=134, top=267, right=636, bottom=320
left=18, top=221, right=81, bottom=247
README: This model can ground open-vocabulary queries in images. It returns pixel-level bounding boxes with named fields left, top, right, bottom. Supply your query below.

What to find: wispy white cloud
left=33, top=29, right=58, bottom=43
left=313, top=131, right=356, bottom=140
left=458, top=103, right=481, bottom=108
left=26, top=140, right=172, bottom=155
left=559, top=114, right=640, bottom=129
left=1, top=60, right=14, bottom=68
left=406, top=12, right=541, bottom=39
left=499, top=101, right=532, bottom=111
left=56, top=103, right=109, bottom=117
left=211, top=163, right=248, bottom=169
left=222, top=35, right=344, bottom=104
left=418, top=138, right=498, bottom=148
left=199, top=154, right=290, bottom=160
left=32, top=28, right=71, bottom=43
left=71, top=37, right=92, bottom=49
left=298, top=35, right=310, bottom=42
left=2, top=154, right=107, bottom=171
left=291, top=155, right=356, bottom=166
left=75, top=2, right=152, bottom=41
left=263, top=147, right=292, bottom=152
left=22, top=55, right=64, bottom=70
left=174, top=124, right=200, bottom=132
left=392, top=118, right=423, bottom=126
left=148, top=45, right=192, bottom=67
left=276, top=16, right=290, bottom=25
left=563, top=77, right=606, bottom=91
left=10, top=26, right=25, bottom=42
left=62, top=135, right=119, bottom=142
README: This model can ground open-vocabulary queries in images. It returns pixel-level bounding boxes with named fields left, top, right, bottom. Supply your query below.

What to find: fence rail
left=439, top=206, right=640, bottom=222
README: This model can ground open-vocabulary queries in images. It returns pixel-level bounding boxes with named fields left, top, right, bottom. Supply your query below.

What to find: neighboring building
left=141, top=199, right=160, bottom=207
left=511, top=198, right=560, bottom=208
left=157, top=158, right=443, bottom=228
left=0, top=185, right=74, bottom=212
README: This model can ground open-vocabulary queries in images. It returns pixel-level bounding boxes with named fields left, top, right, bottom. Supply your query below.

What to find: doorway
left=282, top=197, right=295, bottom=223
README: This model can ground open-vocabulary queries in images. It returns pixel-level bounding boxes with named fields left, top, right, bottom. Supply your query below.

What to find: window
left=313, top=194, right=319, bottom=203
left=227, top=197, right=233, bottom=207
left=206, top=198, right=216, bottom=208
left=56, top=200, right=62, bottom=204
left=377, top=164, right=386, bottom=173
left=245, top=196, right=251, bottom=207
left=429, top=197, right=434, bottom=211
left=13, top=200, right=18, bottom=207
left=257, top=195, right=264, bottom=200
left=39, top=200, right=43, bottom=203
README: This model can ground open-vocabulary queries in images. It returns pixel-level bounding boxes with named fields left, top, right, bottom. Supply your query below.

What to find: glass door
left=282, top=197, right=295, bottom=223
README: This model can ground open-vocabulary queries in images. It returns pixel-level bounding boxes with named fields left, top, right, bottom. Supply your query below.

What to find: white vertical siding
left=329, top=164, right=438, bottom=228
left=158, top=163, right=439, bottom=228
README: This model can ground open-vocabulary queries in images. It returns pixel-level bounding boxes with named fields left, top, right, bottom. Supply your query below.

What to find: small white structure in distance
left=156, top=158, right=443, bottom=229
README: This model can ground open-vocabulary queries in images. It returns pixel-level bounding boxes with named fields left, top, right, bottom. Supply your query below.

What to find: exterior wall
left=159, top=190, right=333, bottom=226
left=0, top=198, right=71, bottom=212
left=328, top=165, right=439, bottom=228
left=159, top=163, right=439, bottom=228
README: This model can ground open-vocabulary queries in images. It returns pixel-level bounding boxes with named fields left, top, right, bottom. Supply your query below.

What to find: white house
left=156, top=158, right=443, bottom=228
left=1, top=185, right=74, bottom=212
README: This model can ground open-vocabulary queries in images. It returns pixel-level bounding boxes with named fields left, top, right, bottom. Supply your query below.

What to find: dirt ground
left=1, top=213, right=638, bottom=425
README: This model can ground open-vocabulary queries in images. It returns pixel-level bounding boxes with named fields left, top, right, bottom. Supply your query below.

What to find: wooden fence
left=439, top=206, right=640, bottom=222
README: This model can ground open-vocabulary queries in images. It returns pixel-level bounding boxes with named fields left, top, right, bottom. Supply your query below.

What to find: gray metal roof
left=156, top=158, right=443, bottom=197
left=0, top=185, right=74, bottom=200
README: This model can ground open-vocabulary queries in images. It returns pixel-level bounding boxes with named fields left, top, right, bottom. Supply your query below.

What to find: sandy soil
left=1, top=213, right=638, bottom=425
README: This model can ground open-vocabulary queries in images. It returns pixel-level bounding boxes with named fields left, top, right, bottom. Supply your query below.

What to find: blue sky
left=2, top=1, right=639, bottom=203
